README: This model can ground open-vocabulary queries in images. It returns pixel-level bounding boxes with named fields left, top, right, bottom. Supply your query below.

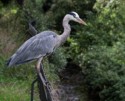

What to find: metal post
left=31, top=78, right=38, bottom=101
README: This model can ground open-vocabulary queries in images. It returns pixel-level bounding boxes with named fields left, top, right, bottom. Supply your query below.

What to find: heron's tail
left=6, top=58, right=12, bottom=67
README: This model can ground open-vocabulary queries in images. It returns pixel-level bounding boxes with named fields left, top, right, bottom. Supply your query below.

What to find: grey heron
left=7, top=11, right=87, bottom=86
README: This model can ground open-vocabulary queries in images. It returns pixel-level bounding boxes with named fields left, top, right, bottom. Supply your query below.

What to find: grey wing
left=7, top=32, right=57, bottom=66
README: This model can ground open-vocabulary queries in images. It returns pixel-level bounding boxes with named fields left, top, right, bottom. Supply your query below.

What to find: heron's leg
left=40, top=63, right=51, bottom=90
left=40, top=63, right=48, bottom=82
left=36, top=57, right=46, bottom=86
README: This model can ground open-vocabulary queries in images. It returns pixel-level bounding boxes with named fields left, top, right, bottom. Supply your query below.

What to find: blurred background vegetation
left=0, top=0, right=125, bottom=101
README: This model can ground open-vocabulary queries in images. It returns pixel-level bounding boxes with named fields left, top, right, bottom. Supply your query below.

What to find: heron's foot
left=45, top=81, right=52, bottom=91
left=40, top=80, right=51, bottom=88
left=44, top=81, right=50, bottom=87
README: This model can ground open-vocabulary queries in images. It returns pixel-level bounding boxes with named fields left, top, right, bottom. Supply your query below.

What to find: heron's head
left=65, top=11, right=87, bottom=25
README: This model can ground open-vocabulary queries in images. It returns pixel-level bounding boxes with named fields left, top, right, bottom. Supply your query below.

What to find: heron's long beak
left=77, top=18, right=87, bottom=26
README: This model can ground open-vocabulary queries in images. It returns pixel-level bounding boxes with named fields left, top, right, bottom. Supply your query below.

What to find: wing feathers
left=7, top=31, right=57, bottom=67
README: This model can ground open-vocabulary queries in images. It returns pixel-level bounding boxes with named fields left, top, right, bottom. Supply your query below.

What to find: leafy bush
left=49, top=48, right=68, bottom=69
left=83, top=44, right=125, bottom=101
left=72, top=1, right=125, bottom=101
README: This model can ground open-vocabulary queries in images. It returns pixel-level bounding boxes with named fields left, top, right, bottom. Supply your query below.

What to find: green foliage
left=0, top=80, right=30, bottom=101
left=71, top=1, right=125, bottom=101
left=49, top=48, right=68, bottom=69
left=83, top=44, right=125, bottom=101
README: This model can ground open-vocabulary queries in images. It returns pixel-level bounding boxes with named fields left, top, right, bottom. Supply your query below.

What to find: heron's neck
left=59, top=18, right=71, bottom=44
